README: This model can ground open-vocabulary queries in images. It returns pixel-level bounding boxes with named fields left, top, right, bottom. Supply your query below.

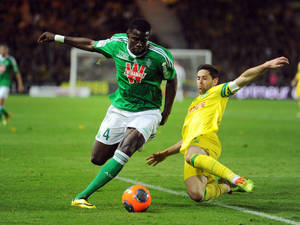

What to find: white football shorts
left=0, top=86, right=9, bottom=99
left=95, top=105, right=162, bottom=145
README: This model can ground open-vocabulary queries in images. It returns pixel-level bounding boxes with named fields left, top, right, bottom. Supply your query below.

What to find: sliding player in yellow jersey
left=147, top=56, right=289, bottom=202
left=291, top=62, right=300, bottom=118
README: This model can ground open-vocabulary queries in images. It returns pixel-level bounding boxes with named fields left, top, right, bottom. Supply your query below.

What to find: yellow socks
left=203, top=184, right=230, bottom=201
left=190, top=154, right=239, bottom=183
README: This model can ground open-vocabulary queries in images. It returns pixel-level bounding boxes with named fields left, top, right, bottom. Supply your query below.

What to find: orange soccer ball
left=122, top=184, right=151, bottom=212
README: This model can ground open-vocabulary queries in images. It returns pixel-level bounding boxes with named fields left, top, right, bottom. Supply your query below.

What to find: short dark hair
left=197, top=64, right=219, bottom=78
left=128, top=18, right=151, bottom=33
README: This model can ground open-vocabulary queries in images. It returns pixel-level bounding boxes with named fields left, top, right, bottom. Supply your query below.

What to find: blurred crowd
left=0, top=0, right=140, bottom=88
left=175, top=0, right=300, bottom=85
left=1, top=0, right=299, bottom=89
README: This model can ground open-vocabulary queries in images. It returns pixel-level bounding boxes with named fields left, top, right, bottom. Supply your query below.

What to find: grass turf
left=0, top=96, right=299, bottom=225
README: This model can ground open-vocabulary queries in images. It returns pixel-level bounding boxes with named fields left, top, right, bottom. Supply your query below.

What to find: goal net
left=69, top=48, right=212, bottom=97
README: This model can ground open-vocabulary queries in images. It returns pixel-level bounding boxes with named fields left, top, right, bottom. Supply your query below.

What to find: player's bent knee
left=187, top=190, right=203, bottom=202
left=185, top=154, right=192, bottom=165
left=90, top=156, right=105, bottom=166
left=118, top=129, right=145, bottom=156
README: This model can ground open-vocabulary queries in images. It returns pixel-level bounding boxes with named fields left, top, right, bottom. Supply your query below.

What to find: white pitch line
left=116, top=176, right=300, bottom=225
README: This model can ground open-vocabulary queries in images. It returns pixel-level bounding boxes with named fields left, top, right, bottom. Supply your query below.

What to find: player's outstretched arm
left=146, top=140, right=182, bottom=166
left=37, top=32, right=96, bottom=52
left=234, top=56, right=289, bottom=88
left=160, top=75, right=177, bottom=125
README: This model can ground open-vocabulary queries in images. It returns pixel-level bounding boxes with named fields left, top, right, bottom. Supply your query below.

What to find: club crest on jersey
left=146, top=58, right=152, bottom=67
left=124, top=63, right=147, bottom=84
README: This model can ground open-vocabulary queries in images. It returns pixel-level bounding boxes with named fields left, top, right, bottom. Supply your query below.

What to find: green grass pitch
left=1, top=96, right=300, bottom=225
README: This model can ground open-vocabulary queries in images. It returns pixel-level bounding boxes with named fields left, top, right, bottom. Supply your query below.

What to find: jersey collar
left=199, top=91, right=209, bottom=99
left=0, top=54, right=8, bottom=60
left=126, top=43, right=148, bottom=58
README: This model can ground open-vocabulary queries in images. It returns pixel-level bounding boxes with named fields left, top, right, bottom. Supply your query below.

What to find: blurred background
left=1, top=0, right=299, bottom=97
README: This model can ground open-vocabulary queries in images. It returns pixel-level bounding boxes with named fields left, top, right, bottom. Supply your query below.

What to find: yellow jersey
left=180, top=82, right=235, bottom=154
left=296, top=62, right=300, bottom=97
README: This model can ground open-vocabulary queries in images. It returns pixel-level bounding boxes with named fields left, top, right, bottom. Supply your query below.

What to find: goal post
left=69, top=47, right=212, bottom=97
left=170, top=49, right=212, bottom=96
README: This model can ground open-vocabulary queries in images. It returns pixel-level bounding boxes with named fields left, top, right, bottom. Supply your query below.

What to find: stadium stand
left=0, top=0, right=299, bottom=90
left=0, top=0, right=140, bottom=89
left=174, top=0, right=300, bottom=84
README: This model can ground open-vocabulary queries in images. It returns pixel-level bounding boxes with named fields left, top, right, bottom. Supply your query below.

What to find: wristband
left=228, top=81, right=240, bottom=92
left=54, top=35, right=65, bottom=43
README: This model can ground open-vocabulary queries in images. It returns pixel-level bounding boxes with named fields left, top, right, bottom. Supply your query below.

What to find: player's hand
left=264, top=56, right=289, bottom=69
left=146, top=152, right=167, bottom=166
left=160, top=111, right=169, bottom=125
left=37, top=32, right=55, bottom=44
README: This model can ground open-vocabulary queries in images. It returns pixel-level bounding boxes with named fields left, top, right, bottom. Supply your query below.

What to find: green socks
left=76, top=150, right=129, bottom=200
left=0, top=105, right=8, bottom=118
left=0, top=105, right=3, bottom=118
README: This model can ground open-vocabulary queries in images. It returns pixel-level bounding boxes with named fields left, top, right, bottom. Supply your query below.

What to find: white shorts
left=0, top=86, right=9, bottom=99
left=95, top=105, right=162, bottom=145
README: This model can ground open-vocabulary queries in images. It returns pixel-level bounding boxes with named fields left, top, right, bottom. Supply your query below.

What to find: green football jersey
left=94, top=33, right=176, bottom=112
left=0, top=55, right=19, bottom=87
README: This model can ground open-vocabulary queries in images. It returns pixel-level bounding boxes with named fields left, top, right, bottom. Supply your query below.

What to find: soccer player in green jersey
left=38, top=19, right=177, bottom=208
left=0, top=44, right=24, bottom=125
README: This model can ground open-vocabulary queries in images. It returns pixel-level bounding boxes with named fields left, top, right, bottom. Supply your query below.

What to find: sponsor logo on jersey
left=188, top=101, right=206, bottom=113
left=124, top=63, right=147, bottom=84
left=116, top=50, right=129, bottom=60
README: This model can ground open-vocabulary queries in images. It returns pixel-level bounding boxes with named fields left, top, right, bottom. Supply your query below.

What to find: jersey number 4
left=103, top=128, right=110, bottom=140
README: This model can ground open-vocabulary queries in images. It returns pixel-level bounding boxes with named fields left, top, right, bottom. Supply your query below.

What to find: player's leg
left=296, top=86, right=300, bottom=117
left=72, top=106, right=127, bottom=208
left=85, top=111, right=161, bottom=197
left=297, top=100, right=300, bottom=118
left=185, top=175, right=207, bottom=202
left=0, top=98, right=5, bottom=118
left=185, top=176, right=230, bottom=202
left=0, top=87, right=10, bottom=125
left=117, top=127, right=145, bottom=156
left=184, top=148, right=230, bottom=201
left=72, top=108, right=161, bottom=208
left=81, top=112, right=161, bottom=194
left=73, top=128, right=145, bottom=205
left=90, top=140, right=119, bottom=165
left=186, top=145, right=239, bottom=184
left=186, top=145, right=254, bottom=192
